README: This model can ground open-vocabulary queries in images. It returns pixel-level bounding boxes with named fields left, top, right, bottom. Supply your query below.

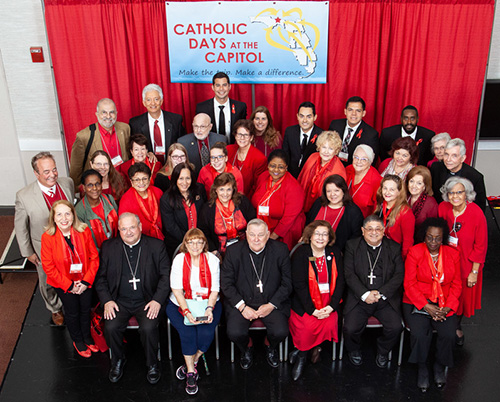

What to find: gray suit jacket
left=177, top=132, right=227, bottom=174
left=14, top=177, right=74, bottom=258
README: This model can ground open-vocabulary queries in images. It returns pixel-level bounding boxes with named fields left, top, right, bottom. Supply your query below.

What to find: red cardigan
left=403, top=243, right=462, bottom=315
left=197, top=162, right=244, bottom=198
left=41, top=227, right=99, bottom=291
left=227, top=144, right=267, bottom=198
left=384, top=205, right=415, bottom=259
left=346, top=165, right=382, bottom=218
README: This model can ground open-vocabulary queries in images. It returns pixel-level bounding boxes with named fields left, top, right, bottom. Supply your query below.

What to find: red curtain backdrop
left=45, top=0, right=494, bottom=163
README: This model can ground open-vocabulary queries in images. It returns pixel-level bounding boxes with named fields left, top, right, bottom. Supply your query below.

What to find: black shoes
left=456, top=333, right=465, bottom=346
left=147, top=363, right=161, bottom=384
left=288, top=348, right=300, bottom=364
left=434, top=361, right=446, bottom=388
left=417, top=363, right=430, bottom=392
left=292, top=355, right=306, bottom=381
left=109, top=358, right=126, bottom=383
left=375, top=353, right=389, bottom=368
left=265, top=346, right=280, bottom=368
left=240, top=347, right=254, bottom=370
left=348, top=350, right=362, bottom=366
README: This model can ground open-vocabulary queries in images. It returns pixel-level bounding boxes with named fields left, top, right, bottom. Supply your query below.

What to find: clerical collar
left=37, top=181, right=57, bottom=195
left=448, top=165, right=463, bottom=175
left=365, top=240, right=382, bottom=250
left=123, top=237, right=142, bottom=248
left=250, top=245, right=266, bottom=255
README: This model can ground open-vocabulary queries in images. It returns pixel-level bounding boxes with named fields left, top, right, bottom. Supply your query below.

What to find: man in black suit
left=430, top=138, right=486, bottom=211
left=95, top=213, right=171, bottom=384
left=177, top=113, right=227, bottom=175
left=221, top=219, right=292, bottom=370
left=129, top=83, right=186, bottom=163
left=329, top=96, right=379, bottom=166
left=379, top=106, right=435, bottom=166
left=195, top=72, right=247, bottom=144
left=343, top=215, right=404, bottom=368
left=282, top=101, right=324, bottom=178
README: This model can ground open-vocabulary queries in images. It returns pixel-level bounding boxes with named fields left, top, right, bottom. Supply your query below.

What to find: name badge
left=338, top=151, right=349, bottom=162
left=319, top=283, right=330, bottom=294
left=227, top=238, right=239, bottom=247
left=155, top=145, right=165, bottom=155
left=70, top=263, right=83, bottom=274
left=448, top=235, right=459, bottom=247
left=258, top=205, right=269, bottom=216
left=195, top=287, right=209, bottom=299
left=111, top=155, right=123, bottom=167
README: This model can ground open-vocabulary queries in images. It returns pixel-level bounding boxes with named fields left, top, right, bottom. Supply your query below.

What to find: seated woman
left=227, top=119, right=267, bottom=198
left=427, top=132, right=451, bottom=168
left=251, top=149, right=306, bottom=250
left=345, top=144, right=382, bottom=218
left=197, top=142, right=244, bottom=198
left=378, top=136, right=419, bottom=180
left=298, top=131, right=346, bottom=212
left=288, top=221, right=345, bottom=381
left=307, top=174, right=364, bottom=251
left=155, top=143, right=194, bottom=193
left=160, top=163, right=206, bottom=258
left=75, top=169, right=118, bottom=249
left=88, top=150, right=126, bottom=201
left=251, top=106, right=282, bottom=157
left=375, top=175, right=415, bottom=259
left=41, top=200, right=99, bottom=358
left=406, top=166, right=438, bottom=243
left=403, top=218, right=462, bottom=392
left=119, top=162, right=164, bottom=240
left=117, top=134, right=161, bottom=187
left=167, top=229, right=222, bottom=396
left=199, top=172, right=256, bottom=257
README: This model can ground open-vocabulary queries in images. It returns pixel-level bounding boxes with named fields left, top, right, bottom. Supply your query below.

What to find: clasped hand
left=424, top=304, right=451, bottom=322
left=71, top=280, right=88, bottom=295
left=312, top=305, right=334, bottom=320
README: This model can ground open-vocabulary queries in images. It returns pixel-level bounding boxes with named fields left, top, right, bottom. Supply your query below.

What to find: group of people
left=14, top=73, right=488, bottom=394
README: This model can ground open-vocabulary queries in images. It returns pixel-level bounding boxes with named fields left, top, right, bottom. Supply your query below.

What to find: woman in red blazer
left=403, top=217, right=462, bottom=392
left=41, top=200, right=99, bottom=358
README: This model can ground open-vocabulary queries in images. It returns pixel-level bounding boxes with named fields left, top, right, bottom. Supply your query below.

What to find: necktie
left=200, top=141, right=210, bottom=166
left=301, top=133, right=308, bottom=155
left=154, top=120, right=165, bottom=164
left=218, top=105, right=226, bottom=136
left=341, top=128, right=353, bottom=154
left=48, top=188, right=55, bottom=198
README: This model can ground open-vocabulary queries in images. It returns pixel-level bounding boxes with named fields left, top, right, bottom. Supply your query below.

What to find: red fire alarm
left=30, top=47, right=44, bottom=63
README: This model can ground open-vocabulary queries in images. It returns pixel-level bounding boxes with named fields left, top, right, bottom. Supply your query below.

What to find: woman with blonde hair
left=155, top=143, right=194, bottom=192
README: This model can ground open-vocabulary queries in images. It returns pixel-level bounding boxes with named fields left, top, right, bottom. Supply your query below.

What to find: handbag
left=184, top=299, right=209, bottom=326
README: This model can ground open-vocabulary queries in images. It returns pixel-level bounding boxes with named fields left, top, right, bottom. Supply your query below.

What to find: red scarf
left=209, top=163, right=232, bottom=182
left=304, top=156, right=340, bottom=210
left=308, top=253, right=338, bottom=310
left=216, top=199, right=237, bottom=239
left=84, top=197, right=118, bottom=248
left=134, top=187, right=164, bottom=240
left=182, top=252, right=211, bottom=300
left=214, top=200, right=247, bottom=253
left=426, top=247, right=445, bottom=308
left=58, top=227, right=86, bottom=282
left=381, top=200, right=392, bottom=228
left=257, top=174, right=286, bottom=226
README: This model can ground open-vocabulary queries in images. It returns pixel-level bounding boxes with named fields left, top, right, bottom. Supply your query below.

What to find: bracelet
left=472, top=270, right=479, bottom=274
left=240, top=305, right=247, bottom=313
left=182, top=309, right=191, bottom=317
left=205, top=306, right=214, bottom=311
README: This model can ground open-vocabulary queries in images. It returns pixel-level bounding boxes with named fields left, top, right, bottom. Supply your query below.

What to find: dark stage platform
left=1, top=216, right=500, bottom=402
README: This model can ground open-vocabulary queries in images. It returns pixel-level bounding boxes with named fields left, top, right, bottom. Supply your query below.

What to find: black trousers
left=343, top=300, right=402, bottom=355
left=403, top=303, right=457, bottom=367
left=225, top=306, right=289, bottom=353
left=55, top=287, right=92, bottom=344
left=104, top=301, right=159, bottom=366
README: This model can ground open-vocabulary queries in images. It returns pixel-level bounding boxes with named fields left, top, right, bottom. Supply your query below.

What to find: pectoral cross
left=256, top=280, right=263, bottom=293
left=129, top=276, right=141, bottom=290
left=368, top=272, right=376, bottom=285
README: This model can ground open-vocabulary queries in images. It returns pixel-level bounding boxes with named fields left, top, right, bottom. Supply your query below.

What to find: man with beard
left=379, top=106, right=435, bottom=166
left=69, top=98, right=131, bottom=186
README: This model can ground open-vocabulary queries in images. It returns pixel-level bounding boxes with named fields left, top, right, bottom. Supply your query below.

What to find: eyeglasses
left=119, top=225, right=138, bottom=232
left=210, top=155, right=225, bottom=161
left=93, top=162, right=109, bottom=168
left=425, top=235, right=443, bottom=243
left=364, top=227, right=384, bottom=233
left=236, top=132, right=251, bottom=138
left=353, top=156, right=369, bottom=163
left=448, top=190, right=465, bottom=197
left=193, top=125, right=209, bottom=131
left=131, top=177, right=150, bottom=184
left=313, top=232, right=329, bottom=238
left=268, top=163, right=287, bottom=170
left=85, top=182, right=102, bottom=189
left=433, top=146, right=445, bottom=152
left=170, top=155, right=186, bottom=161
left=187, top=240, right=205, bottom=246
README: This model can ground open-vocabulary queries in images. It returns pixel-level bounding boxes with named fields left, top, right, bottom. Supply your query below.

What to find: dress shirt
left=148, top=112, right=165, bottom=149
left=213, top=98, right=231, bottom=140
left=401, top=126, right=417, bottom=141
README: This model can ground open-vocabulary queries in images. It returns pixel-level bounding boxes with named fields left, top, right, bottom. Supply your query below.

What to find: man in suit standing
left=343, top=215, right=404, bottom=368
left=430, top=138, right=486, bottom=211
left=379, top=106, right=435, bottom=166
left=69, top=98, right=130, bottom=186
left=221, top=219, right=292, bottom=370
left=177, top=113, right=227, bottom=175
left=15, top=152, right=74, bottom=325
left=282, top=101, right=324, bottom=178
left=129, top=83, right=186, bottom=164
left=195, top=72, right=247, bottom=144
left=95, top=212, right=170, bottom=384
left=329, top=96, right=379, bottom=166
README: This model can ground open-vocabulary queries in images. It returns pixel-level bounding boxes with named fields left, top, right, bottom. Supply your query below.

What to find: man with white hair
left=430, top=138, right=486, bottom=211
left=70, top=98, right=131, bottom=186
left=129, top=83, right=185, bottom=163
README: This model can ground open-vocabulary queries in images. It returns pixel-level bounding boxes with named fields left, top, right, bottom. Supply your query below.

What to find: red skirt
left=457, top=270, right=483, bottom=317
left=289, top=294, right=338, bottom=351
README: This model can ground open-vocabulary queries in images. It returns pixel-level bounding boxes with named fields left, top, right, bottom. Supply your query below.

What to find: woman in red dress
left=378, top=136, right=418, bottom=180
left=251, top=149, right=305, bottom=250
left=288, top=221, right=345, bottom=380
left=438, top=177, right=488, bottom=345
left=88, top=150, right=126, bottom=201
left=375, top=175, right=415, bottom=259
left=345, top=145, right=381, bottom=218
left=227, top=119, right=267, bottom=198
left=251, top=106, right=283, bottom=157
left=119, top=162, right=164, bottom=240
left=298, top=131, right=346, bottom=212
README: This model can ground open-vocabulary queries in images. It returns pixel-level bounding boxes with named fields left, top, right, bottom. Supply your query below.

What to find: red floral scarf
left=182, top=252, right=211, bottom=300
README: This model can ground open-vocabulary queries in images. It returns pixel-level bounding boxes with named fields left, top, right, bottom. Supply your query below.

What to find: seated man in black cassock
left=221, top=218, right=292, bottom=369
left=343, top=215, right=404, bottom=368
left=95, top=212, right=170, bottom=384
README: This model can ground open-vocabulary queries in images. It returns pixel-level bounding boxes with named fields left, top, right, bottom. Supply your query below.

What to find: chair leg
left=332, top=341, right=336, bottom=360
left=279, top=341, right=283, bottom=362
left=231, top=342, right=234, bottom=363
left=284, top=337, right=288, bottom=362
left=339, top=332, right=344, bottom=360
left=158, top=341, right=161, bottom=361
left=215, top=324, right=220, bottom=360
left=167, top=318, right=172, bottom=361
left=398, top=330, right=404, bottom=366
